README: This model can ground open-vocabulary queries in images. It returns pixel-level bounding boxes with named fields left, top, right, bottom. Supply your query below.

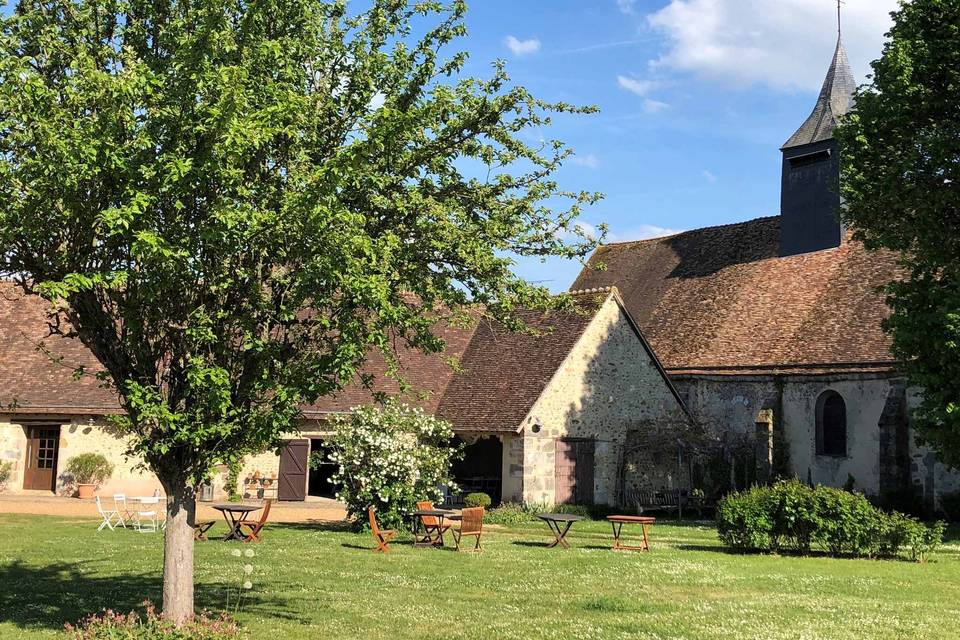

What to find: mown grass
left=1, top=514, right=959, bottom=639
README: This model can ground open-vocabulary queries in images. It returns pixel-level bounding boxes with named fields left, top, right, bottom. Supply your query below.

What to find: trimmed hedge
left=717, top=479, right=945, bottom=562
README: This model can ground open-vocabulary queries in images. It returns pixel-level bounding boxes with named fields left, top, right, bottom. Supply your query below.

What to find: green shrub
left=0, top=460, right=12, bottom=492
left=716, top=486, right=774, bottom=551
left=716, top=479, right=945, bottom=561
left=65, top=601, right=245, bottom=639
left=464, top=492, right=491, bottom=509
left=65, top=454, right=114, bottom=487
left=328, top=401, right=461, bottom=531
left=940, top=490, right=960, bottom=521
left=485, top=503, right=535, bottom=526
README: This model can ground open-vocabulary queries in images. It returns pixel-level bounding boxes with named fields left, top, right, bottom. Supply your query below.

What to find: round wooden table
left=212, top=503, right=262, bottom=541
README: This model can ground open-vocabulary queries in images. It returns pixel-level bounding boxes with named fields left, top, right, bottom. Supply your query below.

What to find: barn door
left=278, top=439, right=309, bottom=501
left=555, top=439, right=594, bottom=505
left=24, top=426, right=60, bottom=491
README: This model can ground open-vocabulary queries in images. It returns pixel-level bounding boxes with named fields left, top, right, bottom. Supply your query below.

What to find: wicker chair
left=416, top=500, right=450, bottom=546
left=453, top=506, right=484, bottom=551
left=368, top=506, right=396, bottom=553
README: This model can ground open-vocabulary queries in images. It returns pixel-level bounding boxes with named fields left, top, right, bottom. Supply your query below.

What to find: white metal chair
left=134, top=496, right=160, bottom=533
left=112, top=494, right=131, bottom=528
left=96, top=496, right=123, bottom=531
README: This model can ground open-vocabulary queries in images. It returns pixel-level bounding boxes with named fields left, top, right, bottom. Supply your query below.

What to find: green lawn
left=1, top=514, right=959, bottom=639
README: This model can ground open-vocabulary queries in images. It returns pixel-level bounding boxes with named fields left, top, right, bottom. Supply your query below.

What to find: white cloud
left=643, top=98, right=670, bottom=114
left=616, top=75, right=656, bottom=96
left=610, top=224, right=683, bottom=242
left=504, top=35, right=541, bottom=56
left=702, top=169, right=718, bottom=183
left=570, top=153, right=600, bottom=169
left=647, top=0, right=898, bottom=91
left=616, top=0, right=636, bottom=15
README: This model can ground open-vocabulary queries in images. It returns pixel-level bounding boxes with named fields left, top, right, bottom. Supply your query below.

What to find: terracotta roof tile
left=0, top=282, right=120, bottom=413
left=571, top=217, right=901, bottom=374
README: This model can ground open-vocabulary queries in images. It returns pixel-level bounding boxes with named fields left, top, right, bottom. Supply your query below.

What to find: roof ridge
left=567, top=286, right=615, bottom=296
left=599, top=215, right=779, bottom=248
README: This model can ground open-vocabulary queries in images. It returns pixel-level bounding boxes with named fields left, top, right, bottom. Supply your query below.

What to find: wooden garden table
left=410, top=509, right=457, bottom=548
left=212, top=503, right=262, bottom=542
left=536, top=513, right=585, bottom=549
left=607, top=515, right=655, bottom=552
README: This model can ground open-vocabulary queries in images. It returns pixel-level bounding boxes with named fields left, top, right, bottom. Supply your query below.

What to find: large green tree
left=837, top=0, right=960, bottom=467
left=0, top=0, right=598, bottom=622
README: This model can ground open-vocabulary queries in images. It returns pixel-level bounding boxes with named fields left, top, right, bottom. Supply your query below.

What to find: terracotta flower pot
left=77, top=483, right=95, bottom=499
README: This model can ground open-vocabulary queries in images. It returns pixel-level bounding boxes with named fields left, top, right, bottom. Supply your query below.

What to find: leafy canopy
left=836, top=0, right=960, bottom=467
left=0, top=0, right=600, bottom=488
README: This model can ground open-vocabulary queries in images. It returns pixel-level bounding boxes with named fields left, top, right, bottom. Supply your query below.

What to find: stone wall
left=517, top=296, right=689, bottom=506
left=0, top=422, right=27, bottom=491
left=672, top=373, right=960, bottom=509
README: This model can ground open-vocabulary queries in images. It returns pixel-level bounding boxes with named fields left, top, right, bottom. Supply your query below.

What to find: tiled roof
left=0, top=282, right=121, bottom=413
left=782, top=37, right=856, bottom=149
left=570, top=217, right=902, bottom=375
left=0, top=282, right=619, bottom=433
left=435, top=290, right=608, bottom=432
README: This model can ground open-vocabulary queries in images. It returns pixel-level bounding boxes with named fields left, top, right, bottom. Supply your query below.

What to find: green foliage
left=65, top=602, right=244, bottom=639
left=328, top=401, right=461, bottom=531
left=65, top=454, right=114, bottom=487
left=0, top=0, right=598, bottom=614
left=836, top=0, right=960, bottom=467
left=0, top=0, right=598, bottom=491
left=716, top=480, right=945, bottom=561
left=483, top=502, right=534, bottom=526
left=225, top=463, right=243, bottom=502
left=0, top=460, right=12, bottom=491
left=463, top=492, right=491, bottom=509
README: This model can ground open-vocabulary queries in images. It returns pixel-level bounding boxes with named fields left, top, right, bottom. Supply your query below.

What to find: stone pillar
left=755, top=409, right=774, bottom=484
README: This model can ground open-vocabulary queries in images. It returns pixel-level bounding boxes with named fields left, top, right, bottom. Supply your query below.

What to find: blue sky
left=451, top=0, right=899, bottom=291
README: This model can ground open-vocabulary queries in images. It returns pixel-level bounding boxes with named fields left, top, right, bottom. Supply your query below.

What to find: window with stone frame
left=816, top=390, right=847, bottom=457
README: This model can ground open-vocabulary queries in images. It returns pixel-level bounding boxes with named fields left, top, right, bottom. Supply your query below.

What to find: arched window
left=816, top=391, right=847, bottom=457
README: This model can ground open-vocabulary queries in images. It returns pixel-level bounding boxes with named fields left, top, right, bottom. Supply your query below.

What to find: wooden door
left=555, top=439, right=594, bottom=505
left=278, top=439, right=309, bottom=501
left=23, top=426, right=60, bottom=491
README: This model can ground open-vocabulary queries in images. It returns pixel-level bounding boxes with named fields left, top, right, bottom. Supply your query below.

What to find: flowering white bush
left=328, top=401, right=460, bottom=530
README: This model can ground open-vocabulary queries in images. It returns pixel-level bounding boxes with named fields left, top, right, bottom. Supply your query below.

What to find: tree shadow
left=0, top=559, right=303, bottom=631
left=510, top=540, right=552, bottom=548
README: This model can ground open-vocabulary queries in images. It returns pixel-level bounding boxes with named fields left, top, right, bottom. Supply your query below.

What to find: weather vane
left=837, top=0, right=844, bottom=37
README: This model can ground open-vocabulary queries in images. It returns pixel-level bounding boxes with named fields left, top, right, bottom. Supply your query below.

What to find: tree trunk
left=162, top=481, right=196, bottom=624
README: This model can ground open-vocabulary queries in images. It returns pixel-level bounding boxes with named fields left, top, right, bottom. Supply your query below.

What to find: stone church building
left=572, top=36, right=960, bottom=511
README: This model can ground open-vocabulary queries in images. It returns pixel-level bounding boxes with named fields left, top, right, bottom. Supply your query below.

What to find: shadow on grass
left=0, top=559, right=304, bottom=631
left=510, top=540, right=552, bottom=548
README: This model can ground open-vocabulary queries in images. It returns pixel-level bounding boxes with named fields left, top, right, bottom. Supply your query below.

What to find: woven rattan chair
left=453, top=506, right=484, bottom=552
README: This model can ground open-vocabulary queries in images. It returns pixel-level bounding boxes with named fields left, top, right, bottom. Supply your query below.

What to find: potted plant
left=65, top=453, right=114, bottom=499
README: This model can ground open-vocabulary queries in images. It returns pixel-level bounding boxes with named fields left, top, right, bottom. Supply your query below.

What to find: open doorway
left=308, top=439, right=339, bottom=498
left=451, top=436, right=503, bottom=505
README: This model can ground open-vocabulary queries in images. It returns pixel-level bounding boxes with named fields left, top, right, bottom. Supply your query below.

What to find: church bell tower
left=779, top=32, right=856, bottom=257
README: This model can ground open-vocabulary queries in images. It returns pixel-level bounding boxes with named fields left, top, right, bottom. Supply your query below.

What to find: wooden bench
left=607, top=515, right=655, bottom=552
left=627, top=488, right=684, bottom=516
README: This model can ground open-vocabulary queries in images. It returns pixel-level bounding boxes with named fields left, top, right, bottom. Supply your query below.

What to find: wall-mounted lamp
left=531, top=423, right=541, bottom=434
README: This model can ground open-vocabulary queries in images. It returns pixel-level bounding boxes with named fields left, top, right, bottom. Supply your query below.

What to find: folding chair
left=453, top=507, right=484, bottom=552
left=368, top=507, right=396, bottom=553
left=112, top=494, right=131, bottom=528
left=237, top=500, right=273, bottom=543
left=416, top=500, right=450, bottom=546
left=134, top=497, right=160, bottom=533
left=96, top=496, right=123, bottom=531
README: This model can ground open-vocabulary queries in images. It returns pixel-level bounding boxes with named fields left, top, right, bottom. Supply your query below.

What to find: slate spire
left=781, top=36, right=856, bottom=149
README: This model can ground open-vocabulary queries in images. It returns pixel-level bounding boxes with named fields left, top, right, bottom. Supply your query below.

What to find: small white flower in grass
left=243, top=564, right=253, bottom=574
left=242, top=580, right=253, bottom=590
left=244, top=549, right=255, bottom=558
left=231, top=549, right=242, bottom=557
